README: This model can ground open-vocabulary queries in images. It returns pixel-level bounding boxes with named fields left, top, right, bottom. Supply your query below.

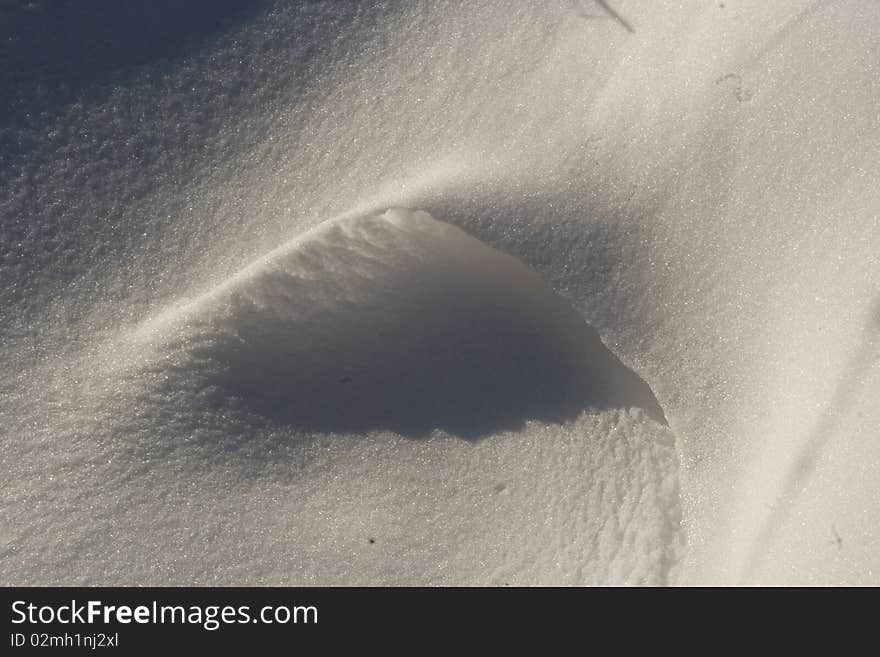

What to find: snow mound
left=158, top=208, right=666, bottom=439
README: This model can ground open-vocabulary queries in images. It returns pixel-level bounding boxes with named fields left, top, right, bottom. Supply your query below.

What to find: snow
left=143, top=209, right=667, bottom=437
left=2, top=0, right=879, bottom=585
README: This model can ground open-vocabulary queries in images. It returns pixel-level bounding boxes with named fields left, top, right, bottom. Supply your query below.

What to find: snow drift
left=2, top=0, right=879, bottom=585
left=159, top=209, right=666, bottom=438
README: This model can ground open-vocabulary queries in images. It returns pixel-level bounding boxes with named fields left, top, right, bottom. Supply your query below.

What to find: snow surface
left=1, top=0, right=879, bottom=585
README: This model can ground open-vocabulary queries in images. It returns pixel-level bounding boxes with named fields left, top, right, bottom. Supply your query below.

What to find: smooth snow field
left=1, top=0, right=878, bottom=586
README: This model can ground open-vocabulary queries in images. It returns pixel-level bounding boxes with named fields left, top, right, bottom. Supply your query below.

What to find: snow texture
left=2, top=0, right=879, bottom=585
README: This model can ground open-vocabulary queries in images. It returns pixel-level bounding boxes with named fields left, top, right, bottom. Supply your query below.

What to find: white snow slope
left=1, top=0, right=879, bottom=585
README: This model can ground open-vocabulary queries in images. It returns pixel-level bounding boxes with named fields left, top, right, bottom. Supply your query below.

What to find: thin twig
left=595, top=0, right=635, bottom=33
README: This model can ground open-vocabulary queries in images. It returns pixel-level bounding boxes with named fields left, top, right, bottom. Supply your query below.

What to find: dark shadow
left=0, top=0, right=269, bottom=182
left=0, top=0, right=270, bottom=101
left=195, top=214, right=666, bottom=440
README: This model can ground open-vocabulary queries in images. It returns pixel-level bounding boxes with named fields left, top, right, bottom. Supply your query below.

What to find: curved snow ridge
left=146, top=208, right=666, bottom=439
left=103, top=207, right=682, bottom=585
